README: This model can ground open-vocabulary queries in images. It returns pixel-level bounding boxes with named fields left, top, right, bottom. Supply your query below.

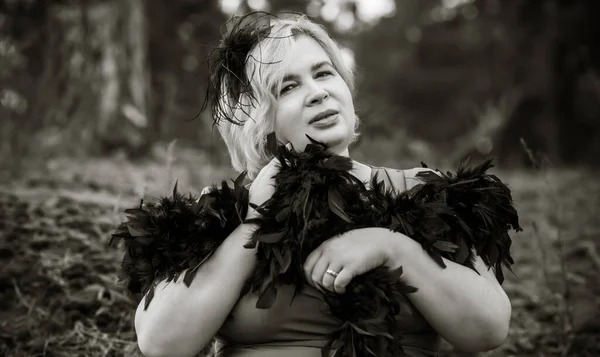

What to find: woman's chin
left=312, top=136, right=350, bottom=155
left=307, top=128, right=350, bottom=147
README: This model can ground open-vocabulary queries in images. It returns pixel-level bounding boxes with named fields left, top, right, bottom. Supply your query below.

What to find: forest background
left=1, top=0, right=599, bottom=356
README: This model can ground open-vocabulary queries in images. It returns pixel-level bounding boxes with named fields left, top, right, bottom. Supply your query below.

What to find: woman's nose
left=306, top=83, right=329, bottom=106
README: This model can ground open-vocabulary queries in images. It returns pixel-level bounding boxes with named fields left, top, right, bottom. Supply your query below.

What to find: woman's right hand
left=246, top=157, right=281, bottom=219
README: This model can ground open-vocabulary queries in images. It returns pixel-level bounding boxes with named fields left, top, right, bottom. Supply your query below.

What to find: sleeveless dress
left=214, top=167, right=442, bottom=357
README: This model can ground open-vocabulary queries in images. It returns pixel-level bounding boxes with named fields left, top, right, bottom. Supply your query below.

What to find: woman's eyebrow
left=281, top=61, right=333, bottom=83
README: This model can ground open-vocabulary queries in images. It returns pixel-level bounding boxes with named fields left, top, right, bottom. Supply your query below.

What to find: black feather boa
left=111, top=141, right=522, bottom=357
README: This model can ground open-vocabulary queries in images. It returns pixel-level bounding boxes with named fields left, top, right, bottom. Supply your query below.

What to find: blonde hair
left=216, top=13, right=359, bottom=179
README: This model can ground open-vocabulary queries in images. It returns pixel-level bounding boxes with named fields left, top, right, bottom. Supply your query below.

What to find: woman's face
left=272, top=35, right=355, bottom=155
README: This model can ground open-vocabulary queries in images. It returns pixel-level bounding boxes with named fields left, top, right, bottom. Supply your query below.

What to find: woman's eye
left=316, top=71, right=333, bottom=78
left=280, top=83, right=295, bottom=95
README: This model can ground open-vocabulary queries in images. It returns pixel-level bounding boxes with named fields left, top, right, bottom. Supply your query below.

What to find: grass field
left=1, top=153, right=598, bottom=357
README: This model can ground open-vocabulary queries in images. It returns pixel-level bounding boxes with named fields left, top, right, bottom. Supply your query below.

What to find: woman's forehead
left=247, top=34, right=332, bottom=87
left=283, top=36, right=331, bottom=73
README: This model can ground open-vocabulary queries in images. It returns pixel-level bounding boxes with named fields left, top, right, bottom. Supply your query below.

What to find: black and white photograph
left=1, top=1, right=599, bottom=356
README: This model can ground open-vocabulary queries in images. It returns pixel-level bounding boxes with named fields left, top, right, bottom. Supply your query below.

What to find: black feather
left=111, top=135, right=522, bottom=356
left=200, top=12, right=277, bottom=126
left=109, top=177, right=249, bottom=307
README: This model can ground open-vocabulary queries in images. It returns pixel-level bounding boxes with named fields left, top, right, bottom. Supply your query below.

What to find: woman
left=131, top=12, right=512, bottom=357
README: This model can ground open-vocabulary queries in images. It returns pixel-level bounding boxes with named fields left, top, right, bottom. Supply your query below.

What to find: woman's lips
left=311, top=113, right=338, bottom=128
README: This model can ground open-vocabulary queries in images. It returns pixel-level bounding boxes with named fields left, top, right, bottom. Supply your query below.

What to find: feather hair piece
left=201, top=11, right=276, bottom=126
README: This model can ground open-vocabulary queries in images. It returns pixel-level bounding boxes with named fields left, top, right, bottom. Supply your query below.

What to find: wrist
left=384, top=230, right=420, bottom=271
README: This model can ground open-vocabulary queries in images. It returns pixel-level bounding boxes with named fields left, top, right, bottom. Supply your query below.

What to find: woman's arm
left=135, top=221, right=258, bottom=357
left=385, top=231, right=511, bottom=352
left=135, top=158, right=281, bottom=357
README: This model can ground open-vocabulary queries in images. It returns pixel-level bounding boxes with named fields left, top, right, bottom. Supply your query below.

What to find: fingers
left=321, top=263, right=343, bottom=292
left=304, top=247, right=348, bottom=293
left=333, top=269, right=353, bottom=294
left=255, top=142, right=289, bottom=183
left=263, top=159, right=280, bottom=183
left=252, top=159, right=279, bottom=194
left=310, top=257, right=329, bottom=290
left=258, top=157, right=279, bottom=178
left=303, top=249, right=321, bottom=288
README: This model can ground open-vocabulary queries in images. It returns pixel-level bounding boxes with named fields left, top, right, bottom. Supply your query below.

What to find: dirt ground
left=1, top=154, right=599, bottom=357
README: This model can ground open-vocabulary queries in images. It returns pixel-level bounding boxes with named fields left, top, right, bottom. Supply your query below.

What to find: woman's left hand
left=303, top=228, right=397, bottom=294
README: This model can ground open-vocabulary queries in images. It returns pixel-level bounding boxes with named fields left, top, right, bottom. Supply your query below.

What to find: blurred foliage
left=1, top=0, right=599, bottom=170
left=2, top=153, right=599, bottom=357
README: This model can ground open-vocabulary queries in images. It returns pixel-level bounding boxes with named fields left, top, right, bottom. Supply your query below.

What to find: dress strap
left=370, top=167, right=407, bottom=193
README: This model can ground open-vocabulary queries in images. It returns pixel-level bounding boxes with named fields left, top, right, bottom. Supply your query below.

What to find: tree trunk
left=95, top=0, right=150, bottom=156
